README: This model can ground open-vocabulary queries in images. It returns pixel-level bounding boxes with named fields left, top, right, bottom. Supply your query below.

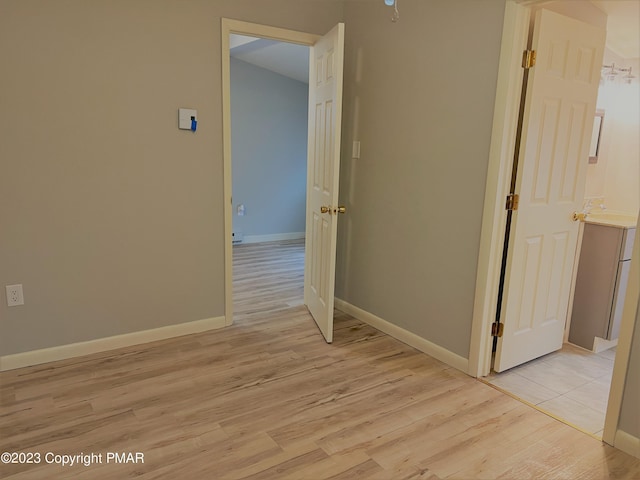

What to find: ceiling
left=592, top=0, right=640, bottom=58
left=230, top=2, right=639, bottom=84
left=230, top=34, right=309, bottom=84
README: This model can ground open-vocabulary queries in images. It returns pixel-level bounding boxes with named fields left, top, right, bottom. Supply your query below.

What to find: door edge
left=468, top=0, right=529, bottom=378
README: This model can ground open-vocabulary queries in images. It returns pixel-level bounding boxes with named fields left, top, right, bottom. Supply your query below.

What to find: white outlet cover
left=6, top=284, right=24, bottom=307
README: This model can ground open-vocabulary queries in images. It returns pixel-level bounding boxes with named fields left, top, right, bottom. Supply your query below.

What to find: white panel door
left=304, top=23, right=345, bottom=343
left=495, top=9, right=605, bottom=372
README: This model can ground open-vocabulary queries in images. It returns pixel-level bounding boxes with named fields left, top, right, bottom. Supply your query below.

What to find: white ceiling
left=230, top=34, right=309, bottom=84
left=592, top=0, right=640, bottom=58
left=230, top=3, right=639, bottom=84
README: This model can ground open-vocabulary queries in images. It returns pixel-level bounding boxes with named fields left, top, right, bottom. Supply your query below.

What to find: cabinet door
left=568, top=223, right=622, bottom=349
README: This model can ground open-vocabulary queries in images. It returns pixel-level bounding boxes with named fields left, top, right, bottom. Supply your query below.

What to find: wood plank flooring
left=1, top=240, right=639, bottom=479
left=233, top=240, right=305, bottom=318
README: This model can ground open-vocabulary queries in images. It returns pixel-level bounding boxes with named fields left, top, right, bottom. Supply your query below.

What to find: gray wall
left=335, top=0, right=506, bottom=358
left=230, top=58, right=308, bottom=239
left=0, top=0, right=343, bottom=356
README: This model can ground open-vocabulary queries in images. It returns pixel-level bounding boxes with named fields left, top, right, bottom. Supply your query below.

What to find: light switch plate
left=352, top=141, right=361, bottom=159
left=178, top=108, right=197, bottom=130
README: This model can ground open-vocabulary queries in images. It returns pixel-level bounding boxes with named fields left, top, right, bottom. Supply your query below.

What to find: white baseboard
left=334, top=298, right=469, bottom=374
left=614, top=429, right=640, bottom=459
left=0, top=316, right=226, bottom=372
left=242, top=232, right=305, bottom=244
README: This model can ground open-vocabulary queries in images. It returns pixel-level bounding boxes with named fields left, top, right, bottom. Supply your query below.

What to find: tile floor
left=485, top=343, right=616, bottom=438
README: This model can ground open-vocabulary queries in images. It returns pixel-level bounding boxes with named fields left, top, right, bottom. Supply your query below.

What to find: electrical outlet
left=6, top=284, right=24, bottom=307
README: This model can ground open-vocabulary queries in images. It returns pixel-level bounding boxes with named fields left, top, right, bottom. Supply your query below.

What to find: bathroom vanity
left=569, top=215, right=636, bottom=352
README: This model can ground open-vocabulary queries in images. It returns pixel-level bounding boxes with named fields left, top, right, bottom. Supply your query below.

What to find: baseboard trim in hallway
left=334, top=298, right=469, bottom=374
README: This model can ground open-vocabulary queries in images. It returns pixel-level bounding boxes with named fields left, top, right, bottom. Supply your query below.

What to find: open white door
left=495, top=10, right=605, bottom=372
left=304, top=23, right=345, bottom=343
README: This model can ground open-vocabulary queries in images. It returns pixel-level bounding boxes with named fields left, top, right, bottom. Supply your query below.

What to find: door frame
left=467, top=0, right=638, bottom=449
left=221, top=19, right=320, bottom=325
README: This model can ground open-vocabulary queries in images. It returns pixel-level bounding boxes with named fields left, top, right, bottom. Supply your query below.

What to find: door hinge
left=522, top=49, right=536, bottom=69
left=491, top=322, right=504, bottom=337
left=505, top=193, right=519, bottom=211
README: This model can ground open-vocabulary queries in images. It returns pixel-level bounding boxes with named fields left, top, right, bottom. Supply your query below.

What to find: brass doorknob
left=335, top=206, right=346, bottom=214
left=573, top=212, right=588, bottom=222
left=320, top=206, right=331, bottom=214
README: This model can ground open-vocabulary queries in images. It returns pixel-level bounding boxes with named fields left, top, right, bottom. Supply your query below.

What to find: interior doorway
left=478, top=3, right=639, bottom=442
left=486, top=57, right=639, bottom=438
left=226, top=33, right=310, bottom=320
left=222, top=19, right=346, bottom=342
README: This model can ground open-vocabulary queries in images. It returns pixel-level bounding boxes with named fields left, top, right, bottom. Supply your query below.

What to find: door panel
left=304, top=23, right=344, bottom=343
left=495, top=9, right=605, bottom=372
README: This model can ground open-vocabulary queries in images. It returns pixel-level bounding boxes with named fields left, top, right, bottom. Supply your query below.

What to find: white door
left=495, top=9, right=605, bottom=372
left=304, top=23, right=345, bottom=343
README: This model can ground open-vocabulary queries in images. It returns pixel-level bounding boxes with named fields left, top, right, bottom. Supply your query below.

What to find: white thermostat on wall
left=178, top=108, right=198, bottom=132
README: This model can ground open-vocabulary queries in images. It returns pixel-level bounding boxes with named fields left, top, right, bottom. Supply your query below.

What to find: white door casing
left=222, top=19, right=320, bottom=326
left=304, top=23, right=345, bottom=343
left=495, top=9, right=605, bottom=372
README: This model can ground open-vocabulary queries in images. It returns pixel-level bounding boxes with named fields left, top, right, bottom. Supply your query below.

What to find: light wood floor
left=233, top=240, right=305, bottom=318
left=1, top=241, right=639, bottom=479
